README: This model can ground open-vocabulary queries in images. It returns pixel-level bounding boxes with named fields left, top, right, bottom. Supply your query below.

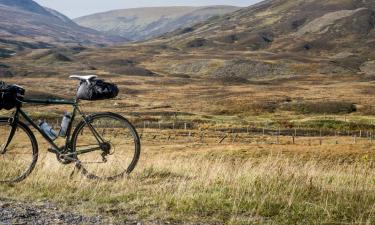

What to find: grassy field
left=1, top=46, right=375, bottom=224
left=0, top=127, right=374, bottom=224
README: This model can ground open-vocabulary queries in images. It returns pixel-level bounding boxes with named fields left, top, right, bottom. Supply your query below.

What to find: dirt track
left=0, top=198, right=108, bottom=225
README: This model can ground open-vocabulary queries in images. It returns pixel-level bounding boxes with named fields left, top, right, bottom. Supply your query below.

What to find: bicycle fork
left=0, top=117, right=18, bottom=155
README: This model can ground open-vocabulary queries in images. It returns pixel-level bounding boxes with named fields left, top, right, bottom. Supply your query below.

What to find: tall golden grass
left=0, top=136, right=374, bottom=224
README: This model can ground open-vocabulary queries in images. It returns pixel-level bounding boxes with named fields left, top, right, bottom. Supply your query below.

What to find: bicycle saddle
left=69, top=75, right=98, bottom=84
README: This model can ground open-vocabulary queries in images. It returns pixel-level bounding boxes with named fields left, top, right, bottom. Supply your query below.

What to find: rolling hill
left=148, top=0, right=374, bottom=79
left=161, top=0, right=375, bottom=55
left=3, top=0, right=375, bottom=80
left=74, top=6, right=241, bottom=41
left=0, top=0, right=126, bottom=54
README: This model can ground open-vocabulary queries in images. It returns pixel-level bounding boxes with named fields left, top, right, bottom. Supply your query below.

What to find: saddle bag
left=0, top=81, right=25, bottom=110
left=76, top=79, right=119, bottom=101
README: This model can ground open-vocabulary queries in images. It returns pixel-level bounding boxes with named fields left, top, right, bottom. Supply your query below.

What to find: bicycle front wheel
left=72, top=113, right=140, bottom=180
left=0, top=118, right=38, bottom=183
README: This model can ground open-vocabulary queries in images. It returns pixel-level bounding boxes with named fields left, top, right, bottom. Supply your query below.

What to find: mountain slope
left=74, top=6, right=240, bottom=41
left=3, top=0, right=375, bottom=80
left=0, top=0, right=47, bottom=15
left=0, top=0, right=126, bottom=53
left=161, top=0, right=374, bottom=56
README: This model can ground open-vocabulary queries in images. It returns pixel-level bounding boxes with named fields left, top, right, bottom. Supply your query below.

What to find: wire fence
left=44, top=118, right=375, bottom=145
left=135, top=121, right=375, bottom=146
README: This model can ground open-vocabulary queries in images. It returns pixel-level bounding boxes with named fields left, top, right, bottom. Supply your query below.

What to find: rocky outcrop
left=297, top=8, right=374, bottom=37
left=361, top=61, right=375, bottom=76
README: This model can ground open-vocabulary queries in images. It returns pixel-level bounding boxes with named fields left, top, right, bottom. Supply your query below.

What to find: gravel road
left=0, top=198, right=108, bottom=225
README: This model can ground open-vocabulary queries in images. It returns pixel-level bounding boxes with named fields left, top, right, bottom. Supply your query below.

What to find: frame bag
left=76, top=79, right=119, bottom=101
left=0, top=81, right=25, bottom=110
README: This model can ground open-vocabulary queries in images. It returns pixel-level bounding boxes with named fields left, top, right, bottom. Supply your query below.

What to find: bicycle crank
left=58, top=154, right=81, bottom=166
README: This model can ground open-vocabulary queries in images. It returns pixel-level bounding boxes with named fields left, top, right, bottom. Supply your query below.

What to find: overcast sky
left=34, top=0, right=263, bottom=19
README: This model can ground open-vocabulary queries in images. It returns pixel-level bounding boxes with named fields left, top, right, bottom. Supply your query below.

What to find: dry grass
left=1, top=45, right=375, bottom=224
left=0, top=129, right=374, bottom=224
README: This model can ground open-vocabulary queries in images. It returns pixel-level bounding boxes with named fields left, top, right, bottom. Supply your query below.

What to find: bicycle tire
left=71, top=112, right=141, bottom=180
left=0, top=118, right=39, bottom=183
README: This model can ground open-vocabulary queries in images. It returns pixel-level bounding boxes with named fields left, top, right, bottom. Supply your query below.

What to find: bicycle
left=0, top=75, right=141, bottom=183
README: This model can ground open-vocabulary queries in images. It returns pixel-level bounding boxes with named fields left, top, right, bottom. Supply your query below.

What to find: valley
left=0, top=0, right=375, bottom=224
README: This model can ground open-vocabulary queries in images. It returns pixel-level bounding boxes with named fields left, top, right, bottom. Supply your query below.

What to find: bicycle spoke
left=0, top=119, right=38, bottom=183
left=73, top=113, right=140, bottom=180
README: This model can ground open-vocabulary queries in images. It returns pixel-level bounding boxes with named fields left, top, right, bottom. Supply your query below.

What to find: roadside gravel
left=0, top=198, right=107, bottom=225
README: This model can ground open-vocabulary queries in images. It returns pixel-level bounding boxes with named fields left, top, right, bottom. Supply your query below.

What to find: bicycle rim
left=0, top=119, right=38, bottom=183
left=72, top=113, right=140, bottom=180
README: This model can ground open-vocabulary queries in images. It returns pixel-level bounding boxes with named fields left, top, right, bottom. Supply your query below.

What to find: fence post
left=292, top=135, right=295, bottom=144
left=319, top=129, right=322, bottom=145
left=277, top=128, right=280, bottom=144
left=219, top=134, right=227, bottom=144
left=184, top=123, right=187, bottom=130
left=353, top=135, right=357, bottom=144
left=232, top=133, right=238, bottom=144
left=158, top=121, right=161, bottom=130
left=335, top=131, right=338, bottom=144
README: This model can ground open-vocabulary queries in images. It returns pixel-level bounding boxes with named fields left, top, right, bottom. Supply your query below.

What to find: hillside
left=74, top=6, right=240, bottom=41
left=162, top=0, right=375, bottom=53
left=4, top=0, right=375, bottom=80
left=145, top=0, right=374, bottom=79
left=0, top=0, right=126, bottom=54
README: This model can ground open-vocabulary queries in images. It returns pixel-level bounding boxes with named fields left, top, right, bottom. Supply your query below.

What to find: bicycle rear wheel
left=0, top=118, right=38, bottom=183
left=72, top=113, right=140, bottom=180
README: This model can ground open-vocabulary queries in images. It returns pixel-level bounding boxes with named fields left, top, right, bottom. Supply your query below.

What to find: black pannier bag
left=76, top=79, right=119, bottom=101
left=0, top=81, right=25, bottom=110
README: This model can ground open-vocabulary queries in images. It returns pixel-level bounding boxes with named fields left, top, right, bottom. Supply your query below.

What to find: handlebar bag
left=0, top=81, right=25, bottom=110
left=76, top=79, right=119, bottom=101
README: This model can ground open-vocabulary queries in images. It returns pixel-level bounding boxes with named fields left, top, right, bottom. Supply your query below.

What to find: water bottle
left=59, top=113, right=72, bottom=137
left=38, top=120, right=58, bottom=140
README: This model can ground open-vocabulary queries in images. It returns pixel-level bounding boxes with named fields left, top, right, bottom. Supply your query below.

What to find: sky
left=34, top=0, right=263, bottom=19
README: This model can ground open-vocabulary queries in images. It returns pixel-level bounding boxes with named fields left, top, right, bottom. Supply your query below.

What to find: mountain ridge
left=2, top=0, right=375, bottom=80
left=0, top=0, right=49, bottom=15
left=74, top=6, right=241, bottom=41
left=158, top=0, right=374, bottom=56
left=0, top=0, right=127, bottom=53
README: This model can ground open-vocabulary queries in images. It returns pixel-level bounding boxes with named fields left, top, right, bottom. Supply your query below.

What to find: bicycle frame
left=7, top=97, right=104, bottom=156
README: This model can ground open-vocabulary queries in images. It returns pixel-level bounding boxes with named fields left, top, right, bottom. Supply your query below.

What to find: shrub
left=287, top=101, right=357, bottom=114
left=296, top=120, right=375, bottom=131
